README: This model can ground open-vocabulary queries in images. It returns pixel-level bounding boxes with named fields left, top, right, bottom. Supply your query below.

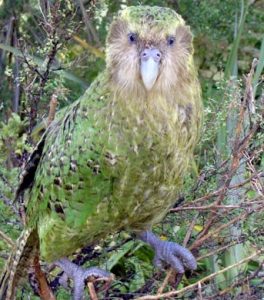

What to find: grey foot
left=55, top=258, right=113, bottom=300
left=138, top=231, right=197, bottom=273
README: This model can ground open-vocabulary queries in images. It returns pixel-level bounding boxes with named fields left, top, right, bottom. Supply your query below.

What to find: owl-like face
left=106, top=6, right=194, bottom=95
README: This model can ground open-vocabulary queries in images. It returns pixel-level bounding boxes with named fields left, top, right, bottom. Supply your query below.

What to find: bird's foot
left=55, top=258, right=113, bottom=300
left=138, top=231, right=197, bottom=274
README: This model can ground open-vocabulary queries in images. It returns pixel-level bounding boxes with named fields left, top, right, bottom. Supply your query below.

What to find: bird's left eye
left=167, top=36, right=175, bottom=46
left=128, top=33, right=137, bottom=44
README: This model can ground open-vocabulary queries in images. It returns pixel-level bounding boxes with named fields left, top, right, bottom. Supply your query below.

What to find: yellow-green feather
left=1, top=7, right=202, bottom=299
left=24, top=64, right=201, bottom=262
left=120, top=6, right=185, bottom=29
left=25, top=6, right=201, bottom=262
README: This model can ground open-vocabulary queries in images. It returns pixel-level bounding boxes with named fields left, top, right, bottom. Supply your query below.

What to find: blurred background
left=0, top=0, right=263, bottom=299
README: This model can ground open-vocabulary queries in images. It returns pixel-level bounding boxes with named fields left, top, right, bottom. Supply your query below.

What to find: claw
left=55, top=258, right=113, bottom=300
left=165, top=252, right=185, bottom=273
left=138, top=231, right=197, bottom=273
left=166, top=242, right=197, bottom=270
left=58, top=272, right=69, bottom=288
left=153, top=256, right=163, bottom=269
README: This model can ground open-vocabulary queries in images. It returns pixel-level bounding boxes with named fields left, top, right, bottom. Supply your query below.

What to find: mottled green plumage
left=1, top=6, right=202, bottom=299
left=120, top=6, right=184, bottom=30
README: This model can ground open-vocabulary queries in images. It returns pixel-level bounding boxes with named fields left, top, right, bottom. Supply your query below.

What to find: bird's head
left=106, top=6, right=194, bottom=97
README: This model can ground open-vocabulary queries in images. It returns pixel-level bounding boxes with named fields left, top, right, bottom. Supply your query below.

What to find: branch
left=197, top=239, right=244, bottom=261
left=0, top=230, right=15, bottom=248
left=181, top=171, right=263, bottom=207
left=134, top=250, right=263, bottom=300
left=208, top=262, right=263, bottom=299
left=0, top=192, right=20, bottom=216
left=190, top=207, right=262, bottom=251
left=47, top=94, right=58, bottom=126
left=171, top=200, right=263, bottom=212
left=87, top=282, right=98, bottom=300
left=77, top=0, right=101, bottom=46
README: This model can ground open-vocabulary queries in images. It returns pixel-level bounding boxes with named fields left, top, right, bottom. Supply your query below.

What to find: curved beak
left=140, top=48, right=161, bottom=91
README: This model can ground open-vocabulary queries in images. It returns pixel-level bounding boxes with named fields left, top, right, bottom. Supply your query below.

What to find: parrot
left=0, top=5, right=202, bottom=300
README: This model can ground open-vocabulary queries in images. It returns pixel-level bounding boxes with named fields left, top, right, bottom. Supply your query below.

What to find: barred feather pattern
left=0, top=229, right=38, bottom=300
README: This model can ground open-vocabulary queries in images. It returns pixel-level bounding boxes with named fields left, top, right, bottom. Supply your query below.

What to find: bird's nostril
left=141, top=49, right=161, bottom=61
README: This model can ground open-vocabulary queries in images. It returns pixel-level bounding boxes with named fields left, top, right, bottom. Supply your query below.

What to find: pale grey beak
left=140, top=48, right=161, bottom=91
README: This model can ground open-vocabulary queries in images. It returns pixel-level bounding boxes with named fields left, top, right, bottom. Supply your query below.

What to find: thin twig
left=198, top=281, right=203, bottom=300
left=47, top=94, right=58, bottom=126
left=87, top=281, right=98, bottom=300
left=183, top=213, right=199, bottom=247
left=184, top=171, right=263, bottom=207
left=134, top=250, right=262, bottom=300
left=0, top=230, right=15, bottom=248
left=157, top=269, right=174, bottom=295
left=193, top=60, right=260, bottom=242
left=208, top=262, right=263, bottom=299
left=190, top=208, right=261, bottom=251
left=197, top=239, right=244, bottom=261
left=0, top=192, right=20, bottom=216
left=171, top=201, right=263, bottom=212
left=77, top=0, right=101, bottom=46
left=244, top=151, right=264, bottom=196
left=196, top=115, right=259, bottom=241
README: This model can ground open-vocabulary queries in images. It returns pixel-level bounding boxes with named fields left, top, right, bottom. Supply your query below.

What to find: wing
left=18, top=72, right=111, bottom=227
left=15, top=100, right=79, bottom=205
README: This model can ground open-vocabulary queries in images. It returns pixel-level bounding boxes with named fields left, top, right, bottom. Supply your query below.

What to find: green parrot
left=0, top=5, right=202, bottom=300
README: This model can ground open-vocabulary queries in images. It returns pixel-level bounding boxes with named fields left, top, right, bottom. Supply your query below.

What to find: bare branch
left=0, top=230, right=15, bottom=248
left=135, top=250, right=263, bottom=300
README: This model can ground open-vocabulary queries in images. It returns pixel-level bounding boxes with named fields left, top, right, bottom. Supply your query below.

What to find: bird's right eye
left=128, top=33, right=137, bottom=44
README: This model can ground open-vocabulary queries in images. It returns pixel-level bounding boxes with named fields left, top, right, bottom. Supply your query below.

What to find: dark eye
left=128, top=33, right=137, bottom=44
left=167, top=36, right=175, bottom=46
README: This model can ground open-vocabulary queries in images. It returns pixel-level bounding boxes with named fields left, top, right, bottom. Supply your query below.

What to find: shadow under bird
left=0, top=5, right=202, bottom=300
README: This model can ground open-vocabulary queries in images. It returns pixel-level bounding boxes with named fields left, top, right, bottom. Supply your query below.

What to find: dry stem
left=47, top=94, right=58, bottom=126
left=135, top=250, right=263, bottom=300
left=87, top=281, right=99, bottom=300
left=0, top=229, right=15, bottom=248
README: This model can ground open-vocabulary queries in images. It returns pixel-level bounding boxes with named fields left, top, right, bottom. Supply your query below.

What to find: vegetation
left=0, top=0, right=263, bottom=299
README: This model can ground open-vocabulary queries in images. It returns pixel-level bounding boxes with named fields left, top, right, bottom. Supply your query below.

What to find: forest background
left=0, top=0, right=263, bottom=299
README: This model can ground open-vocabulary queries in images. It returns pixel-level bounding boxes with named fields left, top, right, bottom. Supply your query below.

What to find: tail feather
left=0, top=229, right=38, bottom=300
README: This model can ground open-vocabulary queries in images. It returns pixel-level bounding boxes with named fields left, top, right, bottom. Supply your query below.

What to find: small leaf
left=160, top=235, right=168, bottom=241
left=194, top=225, right=203, bottom=232
left=128, top=257, right=146, bottom=292
left=105, top=240, right=135, bottom=270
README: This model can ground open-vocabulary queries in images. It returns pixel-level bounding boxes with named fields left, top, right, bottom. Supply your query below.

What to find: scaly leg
left=55, top=258, right=112, bottom=300
left=138, top=231, right=197, bottom=273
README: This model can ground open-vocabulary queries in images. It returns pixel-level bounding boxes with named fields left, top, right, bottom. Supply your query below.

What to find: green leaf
left=225, top=0, right=249, bottom=79
left=105, top=240, right=135, bottom=270
left=128, top=257, right=146, bottom=292
left=253, top=36, right=264, bottom=97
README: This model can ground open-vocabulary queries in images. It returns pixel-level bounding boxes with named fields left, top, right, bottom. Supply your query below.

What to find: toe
left=170, top=243, right=197, bottom=270
left=153, top=255, right=164, bottom=269
left=83, top=267, right=112, bottom=280
left=167, top=254, right=185, bottom=273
